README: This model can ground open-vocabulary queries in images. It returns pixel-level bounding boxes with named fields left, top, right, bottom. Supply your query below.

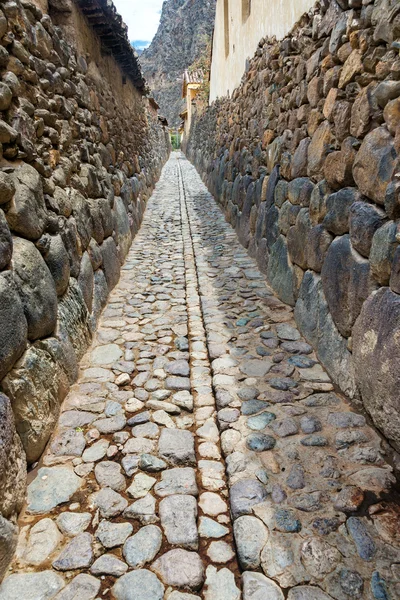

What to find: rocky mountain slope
left=140, top=0, right=216, bottom=127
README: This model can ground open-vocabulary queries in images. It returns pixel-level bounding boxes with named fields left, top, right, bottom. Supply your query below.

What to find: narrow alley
left=1, top=154, right=398, bottom=600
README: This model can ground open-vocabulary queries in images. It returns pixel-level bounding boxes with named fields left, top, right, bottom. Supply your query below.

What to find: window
left=242, top=0, right=251, bottom=22
left=224, top=0, right=229, bottom=57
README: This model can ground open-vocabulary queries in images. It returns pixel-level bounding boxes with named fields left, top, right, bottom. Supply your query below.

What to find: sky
left=113, top=0, right=164, bottom=50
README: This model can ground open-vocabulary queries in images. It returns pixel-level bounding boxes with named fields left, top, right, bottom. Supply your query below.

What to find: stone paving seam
left=178, top=156, right=243, bottom=599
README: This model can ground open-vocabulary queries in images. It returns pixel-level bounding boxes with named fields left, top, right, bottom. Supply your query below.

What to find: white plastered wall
left=209, top=0, right=316, bottom=102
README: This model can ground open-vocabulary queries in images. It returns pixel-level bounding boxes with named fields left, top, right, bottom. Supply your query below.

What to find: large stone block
left=351, top=85, right=374, bottom=138
left=390, top=246, right=400, bottom=294
left=369, top=221, right=399, bottom=285
left=291, top=138, right=310, bottom=179
left=294, top=271, right=356, bottom=398
left=1, top=344, right=69, bottom=463
left=36, top=336, right=78, bottom=388
left=114, top=197, right=132, bottom=261
left=324, top=137, right=356, bottom=191
left=0, top=393, right=26, bottom=520
left=322, top=188, right=361, bottom=236
left=0, top=516, right=18, bottom=582
left=309, top=180, right=331, bottom=225
left=321, top=235, right=377, bottom=338
left=6, top=164, right=47, bottom=241
left=77, top=251, right=94, bottom=313
left=267, top=235, right=296, bottom=307
left=307, top=225, right=333, bottom=273
left=52, top=187, right=72, bottom=218
left=92, top=268, right=109, bottom=325
left=279, top=202, right=300, bottom=236
left=238, top=187, right=252, bottom=248
left=80, top=165, right=102, bottom=198
left=255, top=237, right=269, bottom=275
left=353, top=288, right=400, bottom=451
left=44, top=234, right=70, bottom=297
left=101, top=237, right=121, bottom=291
left=287, top=178, right=314, bottom=207
left=349, top=201, right=386, bottom=259
left=69, top=189, right=92, bottom=251
left=0, top=272, right=27, bottom=381
left=287, top=208, right=311, bottom=270
left=61, top=217, right=81, bottom=279
left=89, top=200, right=105, bottom=245
left=88, top=238, right=102, bottom=271
left=265, top=205, right=279, bottom=251
left=57, top=278, right=92, bottom=362
left=12, top=237, right=58, bottom=341
left=0, top=209, right=12, bottom=270
left=353, top=127, right=397, bottom=206
left=307, top=121, right=334, bottom=179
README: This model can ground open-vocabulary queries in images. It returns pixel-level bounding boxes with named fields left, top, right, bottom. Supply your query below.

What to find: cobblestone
left=2, top=154, right=399, bottom=599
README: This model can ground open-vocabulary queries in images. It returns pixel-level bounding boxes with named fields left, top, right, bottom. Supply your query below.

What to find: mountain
left=140, top=0, right=216, bottom=127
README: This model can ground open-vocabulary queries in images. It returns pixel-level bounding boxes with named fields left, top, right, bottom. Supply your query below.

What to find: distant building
left=180, top=69, right=205, bottom=146
left=209, top=0, right=315, bottom=102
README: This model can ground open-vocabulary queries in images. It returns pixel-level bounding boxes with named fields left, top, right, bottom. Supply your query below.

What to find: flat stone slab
left=56, top=512, right=91, bottom=536
left=95, top=461, right=126, bottom=491
left=239, top=359, right=272, bottom=377
left=90, top=488, right=128, bottom=518
left=127, top=473, right=156, bottom=498
left=52, top=533, right=93, bottom=571
left=90, top=554, right=128, bottom=577
left=50, top=430, right=86, bottom=457
left=242, top=571, right=284, bottom=600
left=123, top=494, right=157, bottom=524
left=53, top=574, right=100, bottom=600
left=286, top=586, right=333, bottom=600
left=234, top=516, right=269, bottom=570
left=27, top=467, right=82, bottom=514
left=154, top=467, right=198, bottom=497
left=0, top=571, right=65, bottom=599
left=199, top=492, right=228, bottom=516
left=21, top=518, right=62, bottom=566
left=199, top=517, right=229, bottom=539
left=82, top=439, right=109, bottom=462
left=230, top=479, right=268, bottom=519
left=158, top=429, right=196, bottom=465
left=206, top=541, right=235, bottom=563
left=96, top=520, right=133, bottom=548
left=203, top=565, right=240, bottom=600
left=123, top=525, right=162, bottom=568
left=113, top=570, right=164, bottom=600
left=90, top=344, right=123, bottom=365
left=160, top=494, right=198, bottom=549
left=152, top=549, right=205, bottom=591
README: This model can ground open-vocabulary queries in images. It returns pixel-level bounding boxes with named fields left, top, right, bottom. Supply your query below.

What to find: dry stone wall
left=0, top=0, right=169, bottom=577
left=187, top=0, right=400, bottom=456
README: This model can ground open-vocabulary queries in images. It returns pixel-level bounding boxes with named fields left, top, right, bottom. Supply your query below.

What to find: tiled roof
left=184, top=69, right=205, bottom=85
left=182, top=69, right=205, bottom=97
left=75, top=0, right=147, bottom=91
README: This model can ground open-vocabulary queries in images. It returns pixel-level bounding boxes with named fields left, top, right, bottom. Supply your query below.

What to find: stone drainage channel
left=1, top=153, right=399, bottom=600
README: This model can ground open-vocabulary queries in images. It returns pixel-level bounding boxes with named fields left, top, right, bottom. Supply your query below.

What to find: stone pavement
left=1, top=153, right=399, bottom=600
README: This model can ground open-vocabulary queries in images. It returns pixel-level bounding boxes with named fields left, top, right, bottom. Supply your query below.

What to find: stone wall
left=0, top=0, right=169, bottom=578
left=187, top=0, right=400, bottom=456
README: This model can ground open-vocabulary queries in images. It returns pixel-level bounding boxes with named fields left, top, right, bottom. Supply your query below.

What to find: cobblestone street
left=2, top=153, right=399, bottom=600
